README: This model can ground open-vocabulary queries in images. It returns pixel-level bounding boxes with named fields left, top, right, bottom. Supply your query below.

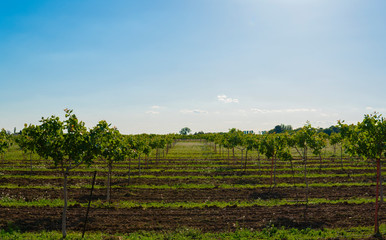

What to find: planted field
left=0, top=141, right=385, bottom=239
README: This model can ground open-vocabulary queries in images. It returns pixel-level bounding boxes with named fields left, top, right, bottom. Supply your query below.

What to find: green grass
left=0, top=195, right=375, bottom=208
left=0, top=225, right=385, bottom=239
left=0, top=180, right=376, bottom=190
left=0, top=197, right=73, bottom=207
left=0, top=172, right=375, bottom=181
left=124, top=181, right=375, bottom=189
left=0, top=165, right=376, bottom=174
left=91, top=197, right=374, bottom=209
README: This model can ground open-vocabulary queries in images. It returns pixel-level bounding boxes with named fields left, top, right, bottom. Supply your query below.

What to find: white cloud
left=145, top=105, right=163, bottom=114
left=146, top=111, right=160, bottom=115
left=250, top=108, right=317, bottom=113
left=365, top=106, right=386, bottom=113
left=217, top=95, right=239, bottom=103
left=180, top=109, right=208, bottom=114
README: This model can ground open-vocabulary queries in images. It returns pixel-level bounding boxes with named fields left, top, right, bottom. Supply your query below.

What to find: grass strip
left=0, top=181, right=376, bottom=190
left=0, top=196, right=375, bottom=208
left=0, top=172, right=375, bottom=181
left=0, top=166, right=375, bottom=173
left=123, top=182, right=376, bottom=190
left=0, top=225, right=385, bottom=240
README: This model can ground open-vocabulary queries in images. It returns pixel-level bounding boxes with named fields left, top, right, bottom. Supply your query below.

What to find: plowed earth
left=0, top=185, right=376, bottom=203
left=1, top=203, right=385, bottom=233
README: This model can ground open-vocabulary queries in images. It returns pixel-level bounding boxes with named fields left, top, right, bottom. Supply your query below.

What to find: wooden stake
left=82, top=171, right=97, bottom=238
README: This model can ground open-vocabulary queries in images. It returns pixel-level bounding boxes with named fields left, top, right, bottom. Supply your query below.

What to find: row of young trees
left=4, top=109, right=176, bottom=239
left=201, top=113, right=385, bottom=235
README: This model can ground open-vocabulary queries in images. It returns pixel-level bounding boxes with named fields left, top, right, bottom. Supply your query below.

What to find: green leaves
left=90, top=120, right=128, bottom=163
left=260, top=134, right=277, bottom=159
left=15, top=124, right=39, bottom=155
left=339, top=113, right=385, bottom=160
left=0, top=128, right=12, bottom=155
left=224, top=128, right=244, bottom=149
left=23, top=109, right=95, bottom=169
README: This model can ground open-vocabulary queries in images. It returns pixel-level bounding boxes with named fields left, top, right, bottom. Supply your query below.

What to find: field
left=0, top=140, right=385, bottom=239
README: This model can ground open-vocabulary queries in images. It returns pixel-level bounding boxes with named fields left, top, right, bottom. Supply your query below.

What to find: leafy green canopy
left=339, top=113, right=385, bottom=159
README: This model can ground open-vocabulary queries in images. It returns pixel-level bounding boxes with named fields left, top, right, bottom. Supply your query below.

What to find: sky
left=1, top=0, right=385, bottom=134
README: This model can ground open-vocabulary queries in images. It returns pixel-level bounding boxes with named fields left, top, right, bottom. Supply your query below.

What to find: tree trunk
left=380, top=159, right=383, bottom=203
left=30, top=152, right=33, bottom=173
left=62, top=167, right=69, bottom=239
left=243, top=150, right=248, bottom=172
left=107, top=161, right=112, bottom=203
left=304, top=148, right=308, bottom=204
left=340, top=145, right=344, bottom=171
left=270, top=157, right=274, bottom=187
left=127, top=158, right=131, bottom=185
left=303, top=147, right=309, bottom=222
left=273, top=157, right=277, bottom=187
left=138, top=155, right=141, bottom=176
left=241, top=149, right=244, bottom=166
left=374, top=157, right=381, bottom=234
left=290, top=158, right=298, bottom=200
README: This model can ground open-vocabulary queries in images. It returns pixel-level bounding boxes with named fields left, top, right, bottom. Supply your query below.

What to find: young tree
left=0, top=128, right=12, bottom=161
left=214, top=134, right=225, bottom=157
left=148, top=135, right=166, bottom=161
left=15, top=124, right=40, bottom=172
left=164, top=134, right=174, bottom=155
left=330, top=131, right=348, bottom=171
left=339, top=113, right=385, bottom=235
left=260, top=134, right=278, bottom=188
left=292, top=122, right=320, bottom=221
left=90, top=120, right=128, bottom=203
left=33, top=109, right=95, bottom=239
left=252, top=135, right=263, bottom=175
left=242, top=133, right=257, bottom=172
left=130, top=134, right=149, bottom=175
left=311, top=132, right=328, bottom=170
left=277, top=133, right=296, bottom=189
left=226, top=128, right=244, bottom=161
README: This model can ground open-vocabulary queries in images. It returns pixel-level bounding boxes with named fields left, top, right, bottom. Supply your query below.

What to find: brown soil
left=0, top=185, right=375, bottom=203
left=1, top=203, right=384, bottom=234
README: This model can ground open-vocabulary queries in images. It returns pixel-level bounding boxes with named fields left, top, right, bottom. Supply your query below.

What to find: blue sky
left=1, top=0, right=385, bottom=134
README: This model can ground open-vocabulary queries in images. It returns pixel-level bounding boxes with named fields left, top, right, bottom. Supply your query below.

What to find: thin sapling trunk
left=107, top=161, right=112, bottom=203
left=375, top=157, right=381, bottom=234
left=62, top=167, right=70, bottom=239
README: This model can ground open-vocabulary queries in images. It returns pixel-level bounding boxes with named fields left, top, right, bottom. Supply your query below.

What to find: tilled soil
left=1, top=203, right=384, bottom=233
left=0, top=185, right=376, bottom=203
